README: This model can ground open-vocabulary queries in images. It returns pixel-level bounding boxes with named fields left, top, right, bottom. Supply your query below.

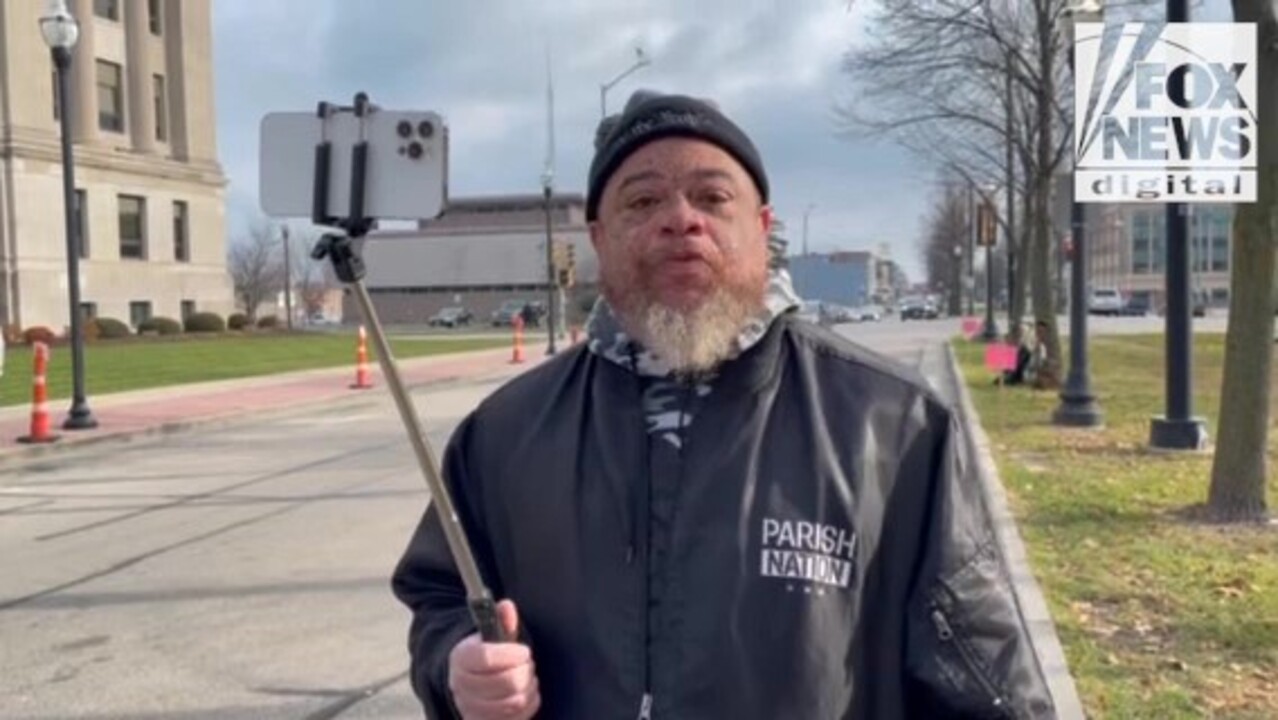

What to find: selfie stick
left=309, top=93, right=509, bottom=644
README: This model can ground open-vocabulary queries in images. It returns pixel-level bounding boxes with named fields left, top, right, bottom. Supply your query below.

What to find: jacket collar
left=584, top=268, right=801, bottom=380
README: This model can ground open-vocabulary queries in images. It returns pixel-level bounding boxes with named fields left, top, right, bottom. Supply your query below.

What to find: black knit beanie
left=586, top=90, right=769, bottom=221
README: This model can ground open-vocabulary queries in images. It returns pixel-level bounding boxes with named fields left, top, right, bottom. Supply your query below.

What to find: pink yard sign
left=961, top=318, right=981, bottom=338
left=985, top=343, right=1019, bottom=373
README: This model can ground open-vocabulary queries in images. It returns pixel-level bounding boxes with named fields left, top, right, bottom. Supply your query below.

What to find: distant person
left=393, top=90, right=1054, bottom=719
left=1001, top=320, right=1049, bottom=388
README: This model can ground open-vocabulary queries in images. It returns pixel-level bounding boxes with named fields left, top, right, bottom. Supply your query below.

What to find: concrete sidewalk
left=941, top=342, right=1086, bottom=720
left=0, top=345, right=545, bottom=464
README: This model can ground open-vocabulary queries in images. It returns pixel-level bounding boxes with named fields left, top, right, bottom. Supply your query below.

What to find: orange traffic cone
left=18, top=342, right=59, bottom=444
left=510, top=316, right=526, bottom=364
left=350, top=325, right=373, bottom=389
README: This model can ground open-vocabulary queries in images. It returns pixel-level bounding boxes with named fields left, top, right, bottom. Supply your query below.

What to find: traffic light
left=550, top=240, right=576, bottom=288
left=551, top=239, right=568, bottom=270
left=976, top=201, right=998, bottom=247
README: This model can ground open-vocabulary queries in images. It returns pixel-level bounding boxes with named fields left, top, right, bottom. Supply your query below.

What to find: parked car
left=1154, top=292, right=1209, bottom=317
left=1088, top=288, right=1125, bottom=316
left=899, top=297, right=938, bottom=320
left=823, top=303, right=855, bottom=323
left=491, top=300, right=527, bottom=327
left=1120, top=295, right=1152, bottom=316
left=491, top=300, right=544, bottom=328
left=855, top=305, right=884, bottom=322
left=428, top=306, right=473, bottom=328
left=794, top=300, right=832, bottom=326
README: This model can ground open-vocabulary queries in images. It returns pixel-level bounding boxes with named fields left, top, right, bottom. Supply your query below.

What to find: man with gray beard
left=393, top=91, right=1055, bottom=719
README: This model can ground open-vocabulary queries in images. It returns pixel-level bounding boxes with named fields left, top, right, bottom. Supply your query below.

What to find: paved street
left=0, top=376, right=501, bottom=720
left=0, top=314, right=1125, bottom=719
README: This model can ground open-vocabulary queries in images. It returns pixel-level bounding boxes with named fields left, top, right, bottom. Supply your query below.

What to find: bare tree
left=1206, top=0, right=1277, bottom=523
left=843, top=0, right=1077, bottom=383
left=228, top=220, right=283, bottom=322
left=920, top=178, right=971, bottom=313
left=287, top=228, right=336, bottom=320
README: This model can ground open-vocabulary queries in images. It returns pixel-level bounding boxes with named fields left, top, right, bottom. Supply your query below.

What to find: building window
left=96, top=60, right=124, bottom=133
left=181, top=300, right=196, bottom=319
left=129, top=301, right=152, bottom=329
left=173, top=200, right=189, bottom=262
left=148, top=0, right=162, bottom=35
left=1130, top=210, right=1167, bottom=275
left=94, top=0, right=119, bottom=20
left=80, top=302, right=98, bottom=321
left=119, top=195, right=147, bottom=259
left=153, top=75, right=167, bottom=142
left=74, top=189, right=89, bottom=259
left=1131, top=212, right=1151, bottom=275
left=1211, top=212, right=1230, bottom=273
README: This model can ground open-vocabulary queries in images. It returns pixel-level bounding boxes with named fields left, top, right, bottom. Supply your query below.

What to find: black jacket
left=392, top=315, right=1056, bottom=719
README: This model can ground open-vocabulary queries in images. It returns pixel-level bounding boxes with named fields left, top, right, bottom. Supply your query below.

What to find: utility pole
left=282, top=224, right=293, bottom=330
left=542, top=43, right=558, bottom=355
left=802, top=204, right=815, bottom=256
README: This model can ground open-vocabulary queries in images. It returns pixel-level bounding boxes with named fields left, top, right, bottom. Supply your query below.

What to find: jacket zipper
left=635, top=368, right=654, bottom=720
left=637, top=692, right=653, bottom=719
left=930, top=606, right=1011, bottom=717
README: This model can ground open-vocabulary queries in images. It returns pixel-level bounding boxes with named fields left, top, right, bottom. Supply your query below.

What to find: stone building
left=0, top=0, right=231, bottom=332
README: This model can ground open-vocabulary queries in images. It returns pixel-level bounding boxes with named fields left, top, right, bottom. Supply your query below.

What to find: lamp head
left=39, top=0, right=79, bottom=51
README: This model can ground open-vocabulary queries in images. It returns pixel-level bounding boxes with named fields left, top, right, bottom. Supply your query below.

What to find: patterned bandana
left=585, top=269, right=801, bottom=448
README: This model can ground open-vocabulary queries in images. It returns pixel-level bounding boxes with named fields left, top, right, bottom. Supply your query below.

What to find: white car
left=855, top=305, right=884, bottom=322
left=795, top=300, right=824, bottom=325
left=1088, top=289, right=1124, bottom=316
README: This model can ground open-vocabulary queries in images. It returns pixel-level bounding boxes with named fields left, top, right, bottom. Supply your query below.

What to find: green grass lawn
left=957, top=335, right=1278, bottom=719
left=0, top=332, right=508, bottom=407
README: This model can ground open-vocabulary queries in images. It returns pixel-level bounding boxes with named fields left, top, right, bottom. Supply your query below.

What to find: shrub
left=227, top=313, right=249, bottom=330
left=23, top=326, right=58, bottom=345
left=184, top=312, right=226, bottom=333
left=256, top=315, right=279, bottom=329
left=138, top=316, right=183, bottom=335
left=81, top=320, right=101, bottom=342
left=91, top=317, right=132, bottom=339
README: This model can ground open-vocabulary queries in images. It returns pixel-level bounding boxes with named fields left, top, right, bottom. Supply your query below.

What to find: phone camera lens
left=407, top=142, right=424, bottom=160
left=417, top=121, right=434, bottom=139
left=397, top=121, right=413, bottom=138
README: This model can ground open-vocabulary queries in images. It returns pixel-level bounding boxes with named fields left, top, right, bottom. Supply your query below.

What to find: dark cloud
left=213, top=0, right=929, bottom=278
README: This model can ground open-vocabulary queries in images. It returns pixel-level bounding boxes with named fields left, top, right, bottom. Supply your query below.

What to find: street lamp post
left=802, top=204, right=816, bottom=256
left=41, top=0, right=96, bottom=430
left=1150, top=0, right=1207, bottom=452
left=600, top=47, right=650, bottom=118
left=282, top=225, right=294, bottom=330
left=542, top=170, right=558, bottom=356
left=979, top=188, right=1001, bottom=341
left=1053, top=0, right=1104, bottom=428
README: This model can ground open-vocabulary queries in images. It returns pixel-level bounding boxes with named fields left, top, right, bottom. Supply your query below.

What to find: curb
left=0, top=364, right=529, bottom=466
left=941, top=342, right=1086, bottom=720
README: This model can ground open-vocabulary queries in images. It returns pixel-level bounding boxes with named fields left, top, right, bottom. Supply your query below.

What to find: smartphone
left=259, top=109, right=448, bottom=221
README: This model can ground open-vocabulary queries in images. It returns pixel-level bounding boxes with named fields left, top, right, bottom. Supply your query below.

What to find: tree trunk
left=1011, top=161, right=1035, bottom=339
left=1030, top=13, right=1062, bottom=385
left=1031, top=175, right=1062, bottom=382
left=1207, top=0, right=1276, bottom=522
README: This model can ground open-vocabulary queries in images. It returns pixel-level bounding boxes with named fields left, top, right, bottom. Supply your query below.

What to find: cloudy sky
left=211, top=1, right=967, bottom=282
